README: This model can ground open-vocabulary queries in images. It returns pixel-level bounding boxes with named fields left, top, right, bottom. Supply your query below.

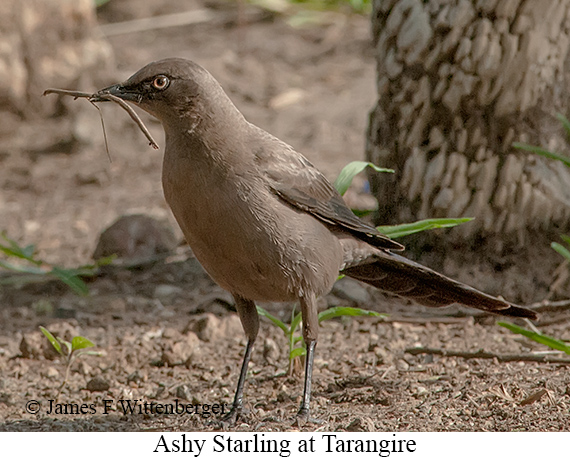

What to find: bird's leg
left=298, top=339, right=317, bottom=418
left=223, top=295, right=259, bottom=425
left=223, top=337, right=255, bottom=424
left=297, top=294, right=319, bottom=420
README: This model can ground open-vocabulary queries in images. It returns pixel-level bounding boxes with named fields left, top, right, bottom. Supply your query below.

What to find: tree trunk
left=367, top=0, right=570, bottom=301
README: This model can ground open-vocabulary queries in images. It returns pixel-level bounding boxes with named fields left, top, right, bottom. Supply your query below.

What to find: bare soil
left=1, top=0, right=569, bottom=432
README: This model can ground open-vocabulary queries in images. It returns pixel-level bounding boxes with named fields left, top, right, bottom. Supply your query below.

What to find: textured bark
left=367, top=0, right=570, bottom=246
left=366, top=0, right=570, bottom=301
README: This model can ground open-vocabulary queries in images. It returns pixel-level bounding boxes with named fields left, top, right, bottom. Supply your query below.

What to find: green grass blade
left=376, top=218, right=473, bottom=239
left=256, top=306, right=289, bottom=334
left=551, top=242, right=570, bottom=262
left=50, top=267, right=89, bottom=296
left=498, top=322, right=570, bottom=355
left=560, top=234, right=570, bottom=246
left=334, top=161, right=394, bottom=196
left=40, top=326, right=63, bottom=356
left=318, top=306, right=386, bottom=323
left=513, top=142, right=570, bottom=168
left=71, top=336, right=95, bottom=352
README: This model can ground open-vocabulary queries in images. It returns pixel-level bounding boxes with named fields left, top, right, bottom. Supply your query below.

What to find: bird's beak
left=92, top=83, right=142, bottom=103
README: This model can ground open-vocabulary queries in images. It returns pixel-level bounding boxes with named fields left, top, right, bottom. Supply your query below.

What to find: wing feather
left=251, top=129, right=403, bottom=251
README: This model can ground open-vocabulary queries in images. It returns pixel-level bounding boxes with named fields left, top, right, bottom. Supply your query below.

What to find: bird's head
left=96, top=58, right=241, bottom=131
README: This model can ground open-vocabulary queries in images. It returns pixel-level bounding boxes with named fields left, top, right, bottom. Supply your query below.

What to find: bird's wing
left=251, top=128, right=403, bottom=251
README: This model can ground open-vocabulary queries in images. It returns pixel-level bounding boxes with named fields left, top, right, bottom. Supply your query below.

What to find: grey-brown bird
left=96, top=58, right=536, bottom=422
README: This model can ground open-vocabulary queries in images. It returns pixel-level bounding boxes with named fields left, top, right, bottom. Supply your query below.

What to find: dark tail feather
left=342, top=251, right=537, bottom=320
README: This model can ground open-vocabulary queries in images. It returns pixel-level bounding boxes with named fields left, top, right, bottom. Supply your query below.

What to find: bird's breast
left=161, top=155, right=343, bottom=301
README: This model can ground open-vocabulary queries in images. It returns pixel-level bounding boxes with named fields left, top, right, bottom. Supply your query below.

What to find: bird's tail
left=342, top=251, right=537, bottom=320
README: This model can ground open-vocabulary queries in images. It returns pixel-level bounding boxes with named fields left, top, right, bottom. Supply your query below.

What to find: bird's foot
left=292, top=405, right=323, bottom=426
left=220, top=405, right=245, bottom=428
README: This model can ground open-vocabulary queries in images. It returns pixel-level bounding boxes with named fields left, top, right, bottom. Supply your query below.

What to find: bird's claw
left=220, top=404, right=246, bottom=428
left=293, top=405, right=323, bottom=426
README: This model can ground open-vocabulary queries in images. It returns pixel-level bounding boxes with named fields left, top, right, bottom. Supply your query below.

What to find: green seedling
left=257, top=305, right=386, bottom=373
left=0, top=232, right=114, bottom=296
left=498, top=322, right=570, bottom=356
left=40, top=326, right=102, bottom=399
left=333, top=160, right=394, bottom=196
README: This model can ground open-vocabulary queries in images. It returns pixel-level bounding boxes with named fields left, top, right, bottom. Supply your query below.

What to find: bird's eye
left=151, top=75, right=170, bottom=90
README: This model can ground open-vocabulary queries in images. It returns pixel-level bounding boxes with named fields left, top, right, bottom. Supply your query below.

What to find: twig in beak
left=43, top=88, right=159, bottom=150
left=96, top=93, right=159, bottom=150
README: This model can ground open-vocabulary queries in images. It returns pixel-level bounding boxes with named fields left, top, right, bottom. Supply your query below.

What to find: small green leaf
left=498, top=322, right=570, bottom=355
left=376, top=218, right=473, bottom=239
left=0, top=233, right=39, bottom=262
left=256, top=306, right=289, bottom=334
left=551, top=242, right=570, bottom=262
left=513, top=142, right=570, bottom=168
left=50, top=267, right=89, bottom=296
left=40, top=326, right=63, bottom=356
left=318, top=306, right=386, bottom=323
left=71, top=336, right=95, bottom=352
left=560, top=234, right=570, bottom=246
left=289, top=347, right=307, bottom=359
left=334, top=161, right=394, bottom=196
left=0, top=243, right=29, bottom=260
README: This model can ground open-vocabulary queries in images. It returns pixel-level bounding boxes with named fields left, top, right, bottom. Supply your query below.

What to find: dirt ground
left=1, top=0, right=570, bottom=432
